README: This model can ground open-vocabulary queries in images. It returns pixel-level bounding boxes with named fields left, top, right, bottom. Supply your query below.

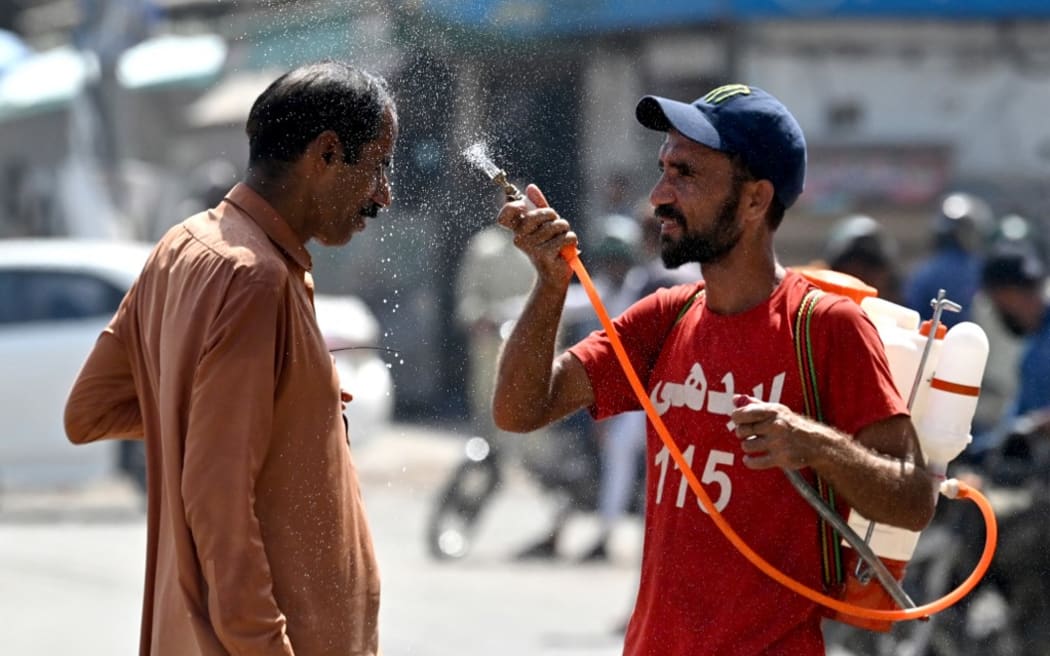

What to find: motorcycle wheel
left=425, top=437, right=502, bottom=560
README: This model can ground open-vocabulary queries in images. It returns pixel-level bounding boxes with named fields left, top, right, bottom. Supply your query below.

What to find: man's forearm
left=734, top=405, right=936, bottom=531
left=492, top=279, right=569, bottom=433
left=811, top=423, right=935, bottom=532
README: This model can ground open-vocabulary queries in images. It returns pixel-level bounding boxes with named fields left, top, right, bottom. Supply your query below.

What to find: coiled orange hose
left=563, top=249, right=997, bottom=621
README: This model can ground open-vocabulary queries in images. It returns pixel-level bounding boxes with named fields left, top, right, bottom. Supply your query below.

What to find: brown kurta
left=65, top=183, right=380, bottom=656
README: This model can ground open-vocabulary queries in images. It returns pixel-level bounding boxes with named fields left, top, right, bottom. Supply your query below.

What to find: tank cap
left=919, top=320, right=948, bottom=339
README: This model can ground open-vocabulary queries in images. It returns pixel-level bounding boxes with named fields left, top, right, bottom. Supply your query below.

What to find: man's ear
left=742, top=179, right=775, bottom=226
left=311, top=130, right=342, bottom=168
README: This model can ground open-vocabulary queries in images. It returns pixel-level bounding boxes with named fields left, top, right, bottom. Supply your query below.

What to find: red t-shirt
left=568, top=270, right=907, bottom=656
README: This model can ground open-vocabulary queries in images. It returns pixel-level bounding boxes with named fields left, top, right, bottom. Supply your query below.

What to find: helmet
left=981, top=240, right=1045, bottom=290
left=592, top=213, right=640, bottom=266
left=824, top=214, right=897, bottom=270
left=934, top=192, right=994, bottom=253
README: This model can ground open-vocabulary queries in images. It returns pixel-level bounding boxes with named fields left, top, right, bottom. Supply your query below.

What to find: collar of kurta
left=224, top=182, right=313, bottom=272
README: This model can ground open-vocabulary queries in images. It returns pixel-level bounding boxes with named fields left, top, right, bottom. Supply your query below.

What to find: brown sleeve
left=64, top=328, right=143, bottom=443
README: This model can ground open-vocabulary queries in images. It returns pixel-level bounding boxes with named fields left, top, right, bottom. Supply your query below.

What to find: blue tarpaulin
left=421, top=0, right=1050, bottom=36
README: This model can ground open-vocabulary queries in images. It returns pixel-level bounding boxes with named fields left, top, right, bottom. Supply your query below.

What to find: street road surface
left=1, top=423, right=641, bottom=656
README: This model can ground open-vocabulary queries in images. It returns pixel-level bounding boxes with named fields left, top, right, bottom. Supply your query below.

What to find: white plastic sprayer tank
left=859, top=296, right=943, bottom=418
left=836, top=296, right=952, bottom=609
left=794, top=270, right=992, bottom=629
left=841, top=304, right=988, bottom=582
left=916, top=321, right=989, bottom=477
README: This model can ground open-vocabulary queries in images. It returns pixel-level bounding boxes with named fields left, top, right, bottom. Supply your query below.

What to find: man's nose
left=649, top=175, right=672, bottom=207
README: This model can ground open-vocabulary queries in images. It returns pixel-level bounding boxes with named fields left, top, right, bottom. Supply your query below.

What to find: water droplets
left=462, top=142, right=501, bottom=180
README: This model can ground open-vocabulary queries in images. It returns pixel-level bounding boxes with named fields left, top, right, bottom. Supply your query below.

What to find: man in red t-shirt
left=491, top=84, right=936, bottom=655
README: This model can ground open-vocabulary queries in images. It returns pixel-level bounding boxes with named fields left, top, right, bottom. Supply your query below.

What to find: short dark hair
left=246, top=60, right=395, bottom=174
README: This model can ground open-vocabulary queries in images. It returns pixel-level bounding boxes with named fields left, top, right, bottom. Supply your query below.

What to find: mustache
left=654, top=204, right=686, bottom=225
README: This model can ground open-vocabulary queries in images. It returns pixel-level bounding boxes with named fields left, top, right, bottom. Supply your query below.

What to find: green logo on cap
left=703, top=84, right=752, bottom=104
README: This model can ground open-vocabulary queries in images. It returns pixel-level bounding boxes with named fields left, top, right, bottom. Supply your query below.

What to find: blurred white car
left=314, top=294, right=395, bottom=447
left=0, top=238, right=393, bottom=492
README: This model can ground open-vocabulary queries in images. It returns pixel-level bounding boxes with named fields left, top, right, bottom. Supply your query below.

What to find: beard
left=657, top=186, right=743, bottom=268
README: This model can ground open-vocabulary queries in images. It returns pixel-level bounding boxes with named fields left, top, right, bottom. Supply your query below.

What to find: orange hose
left=564, top=251, right=998, bottom=621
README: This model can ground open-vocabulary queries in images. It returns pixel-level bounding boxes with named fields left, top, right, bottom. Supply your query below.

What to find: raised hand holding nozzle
left=497, top=183, right=579, bottom=285
left=461, top=143, right=579, bottom=274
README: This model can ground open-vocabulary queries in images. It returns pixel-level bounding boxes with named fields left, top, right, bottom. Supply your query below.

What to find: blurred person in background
left=453, top=195, right=575, bottom=560
left=64, top=61, right=396, bottom=656
left=454, top=188, right=535, bottom=446
left=904, top=191, right=994, bottom=326
left=967, top=215, right=1038, bottom=437
left=580, top=203, right=698, bottom=562
left=978, top=239, right=1050, bottom=445
left=511, top=217, right=639, bottom=560
left=822, top=213, right=903, bottom=304
left=570, top=215, right=644, bottom=562
left=493, top=83, right=933, bottom=655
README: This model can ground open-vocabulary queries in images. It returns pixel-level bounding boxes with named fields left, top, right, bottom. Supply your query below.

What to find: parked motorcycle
left=425, top=412, right=645, bottom=561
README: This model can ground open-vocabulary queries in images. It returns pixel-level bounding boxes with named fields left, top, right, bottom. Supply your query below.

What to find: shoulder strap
left=673, top=288, right=705, bottom=327
left=795, top=289, right=825, bottom=422
left=794, top=288, right=845, bottom=589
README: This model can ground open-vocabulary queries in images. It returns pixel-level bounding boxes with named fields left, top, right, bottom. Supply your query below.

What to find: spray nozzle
left=462, top=142, right=525, bottom=202
left=490, top=169, right=523, bottom=202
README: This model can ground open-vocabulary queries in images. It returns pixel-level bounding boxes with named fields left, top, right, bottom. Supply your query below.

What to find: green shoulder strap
left=673, top=287, right=705, bottom=327
left=794, top=288, right=845, bottom=589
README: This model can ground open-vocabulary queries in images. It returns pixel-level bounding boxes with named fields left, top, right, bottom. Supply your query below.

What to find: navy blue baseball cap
left=636, top=84, right=807, bottom=209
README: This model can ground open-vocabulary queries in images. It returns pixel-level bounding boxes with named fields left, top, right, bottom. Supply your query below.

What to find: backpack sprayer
left=464, top=146, right=998, bottom=627
left=793, top=269, right=995, bottom=629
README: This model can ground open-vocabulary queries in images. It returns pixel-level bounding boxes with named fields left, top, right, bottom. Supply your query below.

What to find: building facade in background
left=3, top=0, right=1050, bottom=418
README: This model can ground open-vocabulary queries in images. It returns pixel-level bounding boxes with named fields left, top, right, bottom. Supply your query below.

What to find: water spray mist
left=462, top=142, right=528, bottom=204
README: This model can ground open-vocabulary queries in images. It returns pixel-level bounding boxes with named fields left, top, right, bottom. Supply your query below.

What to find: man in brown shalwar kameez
left=64, top=60, right=397, bottom=656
